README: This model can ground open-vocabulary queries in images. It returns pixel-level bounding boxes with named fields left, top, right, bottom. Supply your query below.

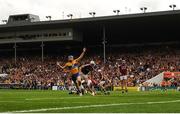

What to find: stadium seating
left=0, top=45, right=180, bottom=89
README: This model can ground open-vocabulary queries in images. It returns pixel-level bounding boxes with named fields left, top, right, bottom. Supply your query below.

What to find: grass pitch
left=0, top=89, right=180, bottom=113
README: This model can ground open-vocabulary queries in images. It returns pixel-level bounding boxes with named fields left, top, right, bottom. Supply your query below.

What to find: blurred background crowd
left=0, top=45, right=180, bottom=89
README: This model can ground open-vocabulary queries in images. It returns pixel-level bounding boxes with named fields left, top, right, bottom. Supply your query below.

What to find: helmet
left=90, top=60, right=96, bottom=65
left=68, top=55, right=74, bottom=60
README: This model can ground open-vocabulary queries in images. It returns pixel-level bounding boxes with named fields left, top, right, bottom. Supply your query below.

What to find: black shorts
left=72, top=73, right=80, bottom=83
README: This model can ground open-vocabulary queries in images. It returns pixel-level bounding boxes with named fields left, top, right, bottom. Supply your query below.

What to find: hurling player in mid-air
left=57, top=48, right=86, bottom=96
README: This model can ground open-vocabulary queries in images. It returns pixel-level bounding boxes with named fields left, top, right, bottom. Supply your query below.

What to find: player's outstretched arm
left=57, top=62, right=66, bottom=69
left=79, top=63, right=90, bottom=72
left=75, top=48, right=86, bottom=62
left=81, top=64, right=91, bottom=68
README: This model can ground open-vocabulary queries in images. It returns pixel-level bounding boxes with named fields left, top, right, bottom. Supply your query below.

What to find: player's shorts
left=87, top=79, right=92, bottom=86
left=120, top=75, right=128, bottom=80
left=99, top=81, right=106, bottom=86
left=79, top=72, right=87, bottom=79
left=72, top=73, right=80, bottom=83
left=82, top=74, right=89, bottom=80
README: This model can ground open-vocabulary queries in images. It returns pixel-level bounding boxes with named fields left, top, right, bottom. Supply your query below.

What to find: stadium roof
left=0, top=10, right=180, bottom=45
left=0, top=10, right=180, bottom=29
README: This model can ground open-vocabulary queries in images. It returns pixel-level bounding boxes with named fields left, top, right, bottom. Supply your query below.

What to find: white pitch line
left=6, top=99, right=180, bottom=113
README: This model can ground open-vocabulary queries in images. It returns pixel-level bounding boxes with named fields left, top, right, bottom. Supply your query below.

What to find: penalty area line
left=7, top=99, right=180, bottom=113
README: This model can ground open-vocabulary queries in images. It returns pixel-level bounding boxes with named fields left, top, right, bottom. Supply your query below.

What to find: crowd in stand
left=0, top=45, right=180, bottom=89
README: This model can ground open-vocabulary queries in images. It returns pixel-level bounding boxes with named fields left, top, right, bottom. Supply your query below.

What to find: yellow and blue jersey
left=64, top=60, right=79, bottom=75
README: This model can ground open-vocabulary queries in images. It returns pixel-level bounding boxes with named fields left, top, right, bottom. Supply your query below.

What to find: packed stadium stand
left=0, top=45, right=180, bottom=89
left=0, top=10, right=180, bottom=90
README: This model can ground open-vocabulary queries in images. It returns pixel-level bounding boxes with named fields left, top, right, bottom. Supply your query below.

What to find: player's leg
left=120, top=76, right=124, bottom=93
left=76, top=75, right=84, bottom=96
left=103, top=83, right=111, bottom=95
left=80, top=73, right=87, bottom=94
left=83, top=74, right=89, bottom=94
left=72, top=75, right=82, bottom=95
left=83, top=74, right=95, bottom=95
left=87, top=79, right=95, bottom=96
left=124, top=76, right=128, bottom=93
left=98, top=81, right=107, bottom=94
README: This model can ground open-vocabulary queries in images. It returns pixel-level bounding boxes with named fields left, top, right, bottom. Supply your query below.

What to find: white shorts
left=87, top=79, right=92, bottom=86
left=120, top=75, right=128, bottom=80
left=82, top=79, right=92, bottom=86
left=83, top=75, right=88, bottom=79
left=99, top=81, right=106, bottom=85
left=80, top=72, right=88, bottom=80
